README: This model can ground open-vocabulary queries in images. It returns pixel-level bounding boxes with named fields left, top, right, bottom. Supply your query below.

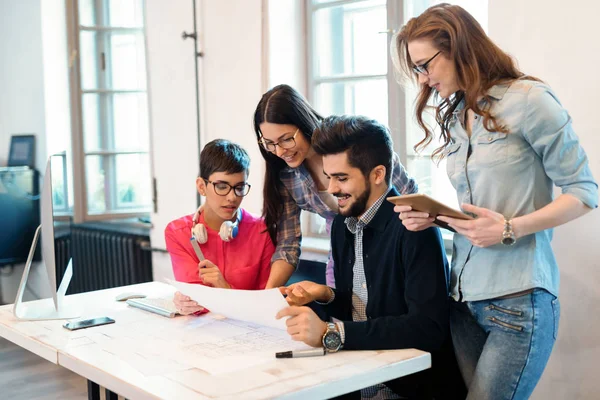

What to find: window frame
left=65, top=0, right=151, bottom=223
left=304, top=0, right=458, bottom=251
left=304, top=0, right=406, bottom=240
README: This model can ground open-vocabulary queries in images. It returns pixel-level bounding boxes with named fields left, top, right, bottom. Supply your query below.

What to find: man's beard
left=337, top=181, right=371, bottom=218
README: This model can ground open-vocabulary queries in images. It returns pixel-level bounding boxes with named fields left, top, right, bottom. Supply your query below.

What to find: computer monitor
left=12, top=157, right=80, bottom=320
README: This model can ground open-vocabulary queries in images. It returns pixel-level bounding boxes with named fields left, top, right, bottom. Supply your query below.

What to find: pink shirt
left=164, top=209, right=274, bottom=290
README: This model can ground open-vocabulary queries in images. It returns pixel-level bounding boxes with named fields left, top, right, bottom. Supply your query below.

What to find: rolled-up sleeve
left=524, top=85, right=598, bottom=209
left=270, top=184, right=303, bottom=268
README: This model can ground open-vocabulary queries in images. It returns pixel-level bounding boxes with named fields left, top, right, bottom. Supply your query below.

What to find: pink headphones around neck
left=190, top=205, right=243, bottom=244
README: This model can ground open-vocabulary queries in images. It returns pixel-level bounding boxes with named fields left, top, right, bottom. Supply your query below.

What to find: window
left=305, top=0, right=487, bottom=242
left=65, top=0, right=151, bottom=221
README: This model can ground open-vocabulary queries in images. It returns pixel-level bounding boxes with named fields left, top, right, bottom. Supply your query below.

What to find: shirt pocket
left=445, top=142, right=462, bottom=179
left=474, top=132, right=509, bottom=167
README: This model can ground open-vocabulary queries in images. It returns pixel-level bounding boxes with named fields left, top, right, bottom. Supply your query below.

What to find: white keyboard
left=126, top=297, right=180, bottom=318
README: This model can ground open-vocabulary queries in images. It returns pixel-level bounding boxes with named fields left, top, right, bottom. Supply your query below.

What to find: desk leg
left=87, top=380, right=100, bottom=400
left=87, top=380, right=120, bottom=400
left=105, top=387, right=119, bottom=400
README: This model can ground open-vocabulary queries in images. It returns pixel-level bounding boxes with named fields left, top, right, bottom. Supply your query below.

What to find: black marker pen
left=275, top=348, right=326, bottom=358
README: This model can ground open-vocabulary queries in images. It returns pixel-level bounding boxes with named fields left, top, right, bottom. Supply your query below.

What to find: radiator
left=54, top=225, right=153, bottom=295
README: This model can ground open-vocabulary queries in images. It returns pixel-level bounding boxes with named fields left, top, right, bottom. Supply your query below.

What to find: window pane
left=51, top=155, right=68, bottom=211
left=108, top=33, right=147, bottom=90
left=313, top=0, right=387, bottom=77
left=115, top=154, right=151, bottom=209
left=314, top=78, right=388, bottom=126
left=79, top=31, right=99, bottom=90
left=108, top=0, right=144, bottom=27
left=86, top=155, right=107, bottom=213
left=83, top=93, right=149, bottom=152
left=78, top=0, right=97, bottom=26
left=407, top=156, right=458, bottom=210
left=82, top=94, right=102, bottom=152
left=308, top=213, right=328, bottom=237
left=113, top=93, right=149, bottom=150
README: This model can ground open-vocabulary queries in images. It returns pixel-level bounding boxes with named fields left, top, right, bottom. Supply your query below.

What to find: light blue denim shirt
left=446, top=80, right=598, bottom=301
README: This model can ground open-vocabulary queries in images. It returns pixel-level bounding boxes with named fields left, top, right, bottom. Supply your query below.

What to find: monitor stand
left=13, top=225, right=80, bottom=320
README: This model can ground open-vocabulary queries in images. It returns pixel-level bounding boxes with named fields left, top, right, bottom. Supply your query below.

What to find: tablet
left=387, top=194, right=473, bottom=232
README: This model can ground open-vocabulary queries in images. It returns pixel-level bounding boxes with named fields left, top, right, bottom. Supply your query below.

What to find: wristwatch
left=322, top=322, right=342, bottom=353
left=501, top=218, right=516, bottom=246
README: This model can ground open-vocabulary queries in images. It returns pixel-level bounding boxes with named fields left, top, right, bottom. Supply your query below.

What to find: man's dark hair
left=312, top=115, right=393, bottom=184
left=200, top=139, right=250, bottom=179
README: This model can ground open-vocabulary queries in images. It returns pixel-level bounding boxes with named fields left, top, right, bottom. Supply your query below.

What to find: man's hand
left=276, top=306, right=327, bottom=348
left=173, top=291, right=205, bottom=315
left=279, top=281, right=332, bottom=306
left=198, top=260, right=231, bottom=289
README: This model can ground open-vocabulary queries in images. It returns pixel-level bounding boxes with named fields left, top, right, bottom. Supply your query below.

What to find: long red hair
left=393, top=3, right=539, bottom=160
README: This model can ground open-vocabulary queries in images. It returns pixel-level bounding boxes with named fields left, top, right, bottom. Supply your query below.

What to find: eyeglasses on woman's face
left=259, top=128, right=299, bottom=152
left=412, top=51, right=441, bottom=75
left=203, top=179, right=251, bottom=197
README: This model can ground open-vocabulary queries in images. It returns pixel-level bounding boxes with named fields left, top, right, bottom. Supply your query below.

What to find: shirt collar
left=486, top=82, right=511, bottom=101
left=345, top=187, right=392, bottom=234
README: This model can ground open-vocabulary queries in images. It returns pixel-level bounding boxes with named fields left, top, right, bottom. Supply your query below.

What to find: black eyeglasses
left=412, top=51, right=441, bottom=75
left=259, top=129, right=299, bottom=152
left=203, top=179, right=251, bottom=197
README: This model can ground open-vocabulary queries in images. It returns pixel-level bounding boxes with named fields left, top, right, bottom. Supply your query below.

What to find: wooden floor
left=0, top=337, right=87, bottom=399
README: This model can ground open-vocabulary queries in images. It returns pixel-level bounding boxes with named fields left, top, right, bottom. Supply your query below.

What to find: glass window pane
left=115, top=154, right=151, bottom=209
left=108, top=0, right=144, bottom=27
left=86, top=155, right=107, bottom=213
left=82, top=94, right=102, bottom=152
left=314, top=79, right=388, bottom=126
left=51, top=155, right=68, bottom=211
left=313, top=0, right=387, bottom=77
left=407, top=156, right=458, bottom=209
left=78, top=0, right=97, bottom=26
left=79, top=31, right=99, bottom=90
left=108, top=33, right=147, bottom=90
left=113, top=93, right=149, bottom=150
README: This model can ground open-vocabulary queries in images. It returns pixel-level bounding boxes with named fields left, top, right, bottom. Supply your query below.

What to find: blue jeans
left=450, top=289, right=560, bottom=400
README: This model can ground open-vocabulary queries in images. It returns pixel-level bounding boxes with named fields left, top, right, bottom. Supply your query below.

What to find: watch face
left=323, top=331, right=341, bottom=351
left=501, top=236, right=516, bottom=246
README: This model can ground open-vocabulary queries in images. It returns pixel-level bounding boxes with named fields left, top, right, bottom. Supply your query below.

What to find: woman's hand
left=394, top=205, right=435, bottom=231
left=279, top=281, right=331, bottom=306
left=173, top=291, right=205, bottom=315
left=198, top=260, right=231, bottom=289
left=437, top=204, right=505, bottom=247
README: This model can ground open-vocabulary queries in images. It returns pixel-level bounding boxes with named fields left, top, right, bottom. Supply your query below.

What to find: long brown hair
left=393, top=3, right=539, bottom=160
left=253, top=84, right=323, bottom=244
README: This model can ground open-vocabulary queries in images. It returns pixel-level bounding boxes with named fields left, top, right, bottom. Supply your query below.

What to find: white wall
left=0, top=0, right=47, bottom=171
left=146, top=0, right=266, bottom=282
left=0, top=0, right=58, bottom=304
left=199, top=0, right=265, bottom=215
left=489, top=2, right=600, bottom=399
left=145, top=0, right=201, bottom=283
left=267, top=0, right=307, bottom=91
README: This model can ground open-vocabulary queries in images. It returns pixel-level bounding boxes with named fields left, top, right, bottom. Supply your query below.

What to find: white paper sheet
left=166, top=279, right=290, bottom=330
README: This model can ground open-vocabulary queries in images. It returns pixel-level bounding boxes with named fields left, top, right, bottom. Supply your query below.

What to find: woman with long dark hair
left=254, top=84, right=417, bottom=288
left=392, top=4, right=598, bottom=398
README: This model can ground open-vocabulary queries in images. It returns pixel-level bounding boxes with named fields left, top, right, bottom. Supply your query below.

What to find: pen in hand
left=275, top=348, right=326, bottom=358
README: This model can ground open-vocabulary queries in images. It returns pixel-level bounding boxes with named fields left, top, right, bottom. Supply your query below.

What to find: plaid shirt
left=273, top=152, right=417, bottom=286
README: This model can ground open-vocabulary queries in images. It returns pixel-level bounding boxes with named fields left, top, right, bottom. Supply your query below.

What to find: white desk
left=0, top=282, right=430, bottom=399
